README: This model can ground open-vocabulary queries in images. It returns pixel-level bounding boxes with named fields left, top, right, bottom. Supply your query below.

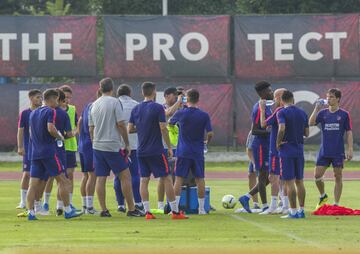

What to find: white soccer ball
left=222, top=194, right=237, bottom=209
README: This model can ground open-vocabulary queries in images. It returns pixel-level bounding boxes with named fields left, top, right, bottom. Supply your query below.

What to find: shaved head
left=274, top=88, right=287, bottom=107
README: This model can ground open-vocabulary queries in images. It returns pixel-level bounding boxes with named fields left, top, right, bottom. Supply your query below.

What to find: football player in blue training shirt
left=309, top=88, right=353, bottom=209
left=26, top=89, right=82, bottom=220
left=276, top=90, right=309, bottom=219
left=16, top=89, right=42, bottom=209
left=128, top=82, right=188, bottom=220
left=41, top=89, right=75, bottom=216
left=239, top=81, right=273, bottom=213
left=77, top=90, right=102, bottom=215
left=170, top=89, right=214, bottom=214
left=113, top=84, right=144, bottom=214
left=259, top=88, right=289, bottom=215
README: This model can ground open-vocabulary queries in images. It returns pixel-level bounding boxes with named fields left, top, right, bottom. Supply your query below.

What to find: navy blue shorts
left=269, top=154, right=280, bottom=175
left=280, top=156, right=304, bottom=180
left=175, top=157, right=205, bottom=178
left=65, top=151, right=77, bottom=169
left=251, top=143, right=269, bottom=171
left=80, top=149, right=94, bottom=173
left=138, top=154, right=169, bottom=178
left=30, top=155, right=64, bottom=180
left=23, top=155, right=30, bottom=172
left=316, top=155, right=344, bottom=169
left=93, top=149, right=129, bottom=177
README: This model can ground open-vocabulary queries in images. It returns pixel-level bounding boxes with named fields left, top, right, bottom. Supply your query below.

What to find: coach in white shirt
left=113, top=84, right=144, bottom=213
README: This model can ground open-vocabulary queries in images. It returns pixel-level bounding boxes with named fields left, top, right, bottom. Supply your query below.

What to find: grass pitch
left=1, top=179, right=360, bottom=254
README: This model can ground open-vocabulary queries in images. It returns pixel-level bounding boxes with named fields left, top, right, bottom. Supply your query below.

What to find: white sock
left=43, top=192, right=51, bottom=204
left=87, top=196, right=94, bottom=209
left=118, top=205, right=125, bottom=209
left=334, top=202, right=339, bottom=206
left=169, top=200, right=179, bottom=213
left=289, top=208, right=297, bottom=215
left=69, top=193, right=73, bottom=205
left=262, top=203, right=268, bottom=209
left=29, top=209, right=35, bottom=216
left=283, top=196, right=289, bottom=209
left=82, top=196, right=87, bottom=208
left=34, top=201, right=41, bottom=212
left=135, top=202, right=143, bottom=207
left=245, top=193, right=251, bottom=199
left=253, top=202, right=259, bottom=207
left=299, top=207, right=304, bottom=212
left=143, top=201, right=150, bottom=213
left=198, top=198, right=205, bottom=212
left=64, top=206, right=72, bottom=213
left=175, top=196, right=181, bottom=209
left=320, top=193, right=326, bottom=198
left=20, top=189, right=27, bottom=205
left=270, top=196, right=277, bottom=210
left=57, top=200, right=64, bottom=210
left=158, top=201, right=164, bottom=210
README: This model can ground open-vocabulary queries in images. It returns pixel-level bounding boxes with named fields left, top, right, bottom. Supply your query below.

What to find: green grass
left=1, top=161, right=360, bottom=173
left=1, top=179, right=360, bottom=254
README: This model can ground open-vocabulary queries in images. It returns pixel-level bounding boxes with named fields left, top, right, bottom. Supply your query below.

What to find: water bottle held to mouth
left=317, top=99, right=328, bottom=106
left=265, top=100, right=275, bottom=106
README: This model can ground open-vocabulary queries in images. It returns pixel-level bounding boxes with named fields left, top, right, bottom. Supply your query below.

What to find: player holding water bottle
left=309, top=88, right=353, bottom=209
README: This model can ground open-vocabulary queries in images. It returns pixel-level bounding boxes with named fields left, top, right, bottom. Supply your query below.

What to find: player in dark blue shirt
left=309, top=88, right=353, bottom=209
left=259, top=88, right=288, bottom=214
left=128, top=82, right=188, bottom=220
left=276, top=90, right=309, bottom=219
left=41, top=89, right=74, bottom=215
left=169, top=89, right=214, bottom=214
left=25, top=89, right=82, bottom=220
left=239, top=81, right=273, bottom=213
left=16, top=89, right=42, bottom=209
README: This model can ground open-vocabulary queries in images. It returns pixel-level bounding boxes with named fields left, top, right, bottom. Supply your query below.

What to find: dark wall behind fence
left=0, top=15, right=359, bottom=149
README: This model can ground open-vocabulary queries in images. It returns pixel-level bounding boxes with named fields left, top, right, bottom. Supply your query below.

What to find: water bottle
left=182, top=96, right=187, bottom=103
left=317, top=99, right=328, bottom=106
left=204, top=144, right=208, bottom=154
left=56, top=139, right=63, bottom=147
left=265, top=100, right=275, bottom=106
left=56, top=131, right=63, bottom=147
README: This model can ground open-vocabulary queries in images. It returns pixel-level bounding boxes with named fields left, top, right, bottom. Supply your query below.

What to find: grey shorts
left=246, top=131, right=255, bottom=149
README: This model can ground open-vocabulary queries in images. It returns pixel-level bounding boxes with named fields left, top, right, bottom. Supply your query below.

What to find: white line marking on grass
left=230, top=214, right=327, bottom=250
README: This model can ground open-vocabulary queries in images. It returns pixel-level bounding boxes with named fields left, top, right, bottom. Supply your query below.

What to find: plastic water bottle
left=204, top=144, right=208, bottom=154
left=56, top=131, right=63, bottom=147
left=56, top=139, right=63, bottom=147
left=182, top=96, right=187, bottom=103
left=317, top=99, right=328, bottom=106
left=266, top=100, right=275, bottom=106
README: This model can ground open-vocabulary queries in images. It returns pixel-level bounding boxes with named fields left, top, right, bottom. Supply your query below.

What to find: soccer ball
left=222, top=194, right=237, bottom=209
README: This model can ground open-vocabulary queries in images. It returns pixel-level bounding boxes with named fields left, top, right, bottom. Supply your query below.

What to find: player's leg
left=66, top=151, right=77, bottom=208
left=26, top=177, right=41, bottom=220
left=96, top=176, right=108, bottom=214
left=193, top=157, right=206, bottom=214
left=35, top=179, right=47, bottom=215
left=262, top=155, right=280, bottom=214
left=42, top=177, right=54, bottom=212
left=314, top=155, right=330, bottom=209
left=247, top=147, right=259, bottom=206
left=111, top=150, right=142, bottom=217
left=113, top=176, right=126, bottom=212
left=18, top=156, right=30, bottom=209
left=80, top=172, right=88, bottom=211
left=333, top=167, right=343, bottom=205
left=129, top=152, right=142, bottom=210
left=294, top=156, right=306, bottom=218
left=173, top=157, right=190, bottom=210
left=86, top=171, right=96, bottom=213
left=280, top=157, right=298, bottom=219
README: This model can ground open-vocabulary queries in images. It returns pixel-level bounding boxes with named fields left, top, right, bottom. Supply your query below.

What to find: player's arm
left=206, top=131, right=214, bottom=144
left=204, top=113, right=214, bottom=144
left=64, top=115, right=74, bottom=139
left=160, top=122, right=173, bottom=158
left=346, top=130, right=353, bottom=161
left=88, top=108, right=94, bottom=142
left=75, top=116, right=82, bottom=136
left=47, top=123, right=64, bottom=140
left=251, top=106, right=270, bottom=135
left=276, top=123, right=285, bottom=150
left=304, top=113, right=310, bottom=137
left=259, top=100, right=268, bottom=128
left=309, top=103, right=321, bottom=126
left=128, top=123, right=137, bottom=133
left=17, top=127, right=24, bottom=156
left=117, top=120, right=130, bottom=147
left=165, top=94, right=183, bottom=117
left=304, top=127, right=309, bottom=137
